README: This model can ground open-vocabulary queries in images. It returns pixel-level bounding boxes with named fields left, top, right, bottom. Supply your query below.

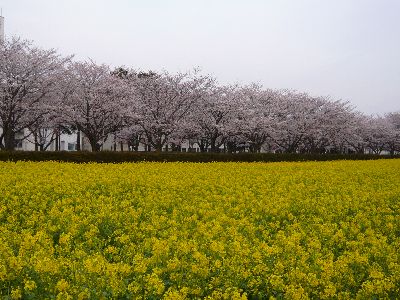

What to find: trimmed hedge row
left=0, top=151, right=398, bottom=163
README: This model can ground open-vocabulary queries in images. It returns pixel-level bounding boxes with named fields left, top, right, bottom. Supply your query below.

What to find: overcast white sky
left=1, top=0, right=399, bottom=114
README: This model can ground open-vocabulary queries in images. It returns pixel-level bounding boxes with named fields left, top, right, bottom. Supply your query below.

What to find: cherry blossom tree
left=0, top=37, right=69, bottom=150
left=362, top=116, right=392, bottom=154
left=127, top=70, right=213, bottom=151
left=384, top=112, right=400, bottom=155
left=115, top=124, right=145, bottom=151
left=236, top=85, right=281, bottom=153
left=269, top=91, right=326, bottom=153
left=188, top=84, right=242, bottom=152
left=26, top=114, right=67, bottom=151
left=341, top=112, right=370, bottom=154
left=60, top=61, right=130, bottom=151
left=300, top=99, right=354, bottom=154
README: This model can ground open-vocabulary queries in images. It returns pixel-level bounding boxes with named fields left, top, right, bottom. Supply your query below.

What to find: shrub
left=0, top=150, right=398, bottom=163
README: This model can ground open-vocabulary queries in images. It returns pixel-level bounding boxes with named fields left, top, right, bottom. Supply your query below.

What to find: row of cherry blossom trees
left=1, top=37, right=399, bottom=153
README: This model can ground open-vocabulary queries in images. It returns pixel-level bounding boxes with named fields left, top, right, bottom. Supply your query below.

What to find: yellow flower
left=0, top=160, right=398, bottom=299
left=24, top=279, right=37, bottom=291
left=11, top=288, right=22, bottom=300
left=56, top=279, right=69, bottom=293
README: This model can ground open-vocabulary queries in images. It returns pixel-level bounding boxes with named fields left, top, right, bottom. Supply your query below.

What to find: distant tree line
left=1, top=37, right=399, bottom=153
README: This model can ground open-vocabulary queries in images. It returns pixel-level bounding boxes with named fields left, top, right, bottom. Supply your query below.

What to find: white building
left=0, top=14, right=4, bottom=44
left=4, top=128, right=82, bottom=151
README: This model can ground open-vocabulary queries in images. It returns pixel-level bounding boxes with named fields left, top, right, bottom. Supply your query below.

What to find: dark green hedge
left=0, top=151, right=398, bottom=163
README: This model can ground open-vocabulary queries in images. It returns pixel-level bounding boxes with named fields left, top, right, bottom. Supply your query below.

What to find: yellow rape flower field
left=0, top=160, right=399, bottom=300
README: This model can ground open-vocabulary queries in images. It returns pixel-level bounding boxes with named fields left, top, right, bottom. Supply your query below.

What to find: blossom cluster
left=0, top=160, right=399, bottom=298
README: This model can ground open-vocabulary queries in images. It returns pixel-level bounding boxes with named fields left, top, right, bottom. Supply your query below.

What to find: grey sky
left=2, top=0, right=399, bottom=114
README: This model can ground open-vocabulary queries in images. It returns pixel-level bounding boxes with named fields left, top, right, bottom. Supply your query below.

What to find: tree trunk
left=4, top=128, right=16, bottom=151
left=250, top=143, right=262, bottom=153
left=198, top=140, right=207, bottom=152
left=88, top=138, right=101, bottom=152
left=55, top=133, right=59, bottom=151
left=285, top=147, right=296, bottom=154
left=76, top=130, right=81, bottom=151
left=34, top=132, right=39, bottom=151
left=210, top=137, right=218, bottom=153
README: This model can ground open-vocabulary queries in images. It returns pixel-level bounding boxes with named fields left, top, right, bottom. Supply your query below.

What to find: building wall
left=0, top=128, right=82, bottom=151
left=18, top=129, right=80, bottom=151
left=52, top=132, right=80, bottom=151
